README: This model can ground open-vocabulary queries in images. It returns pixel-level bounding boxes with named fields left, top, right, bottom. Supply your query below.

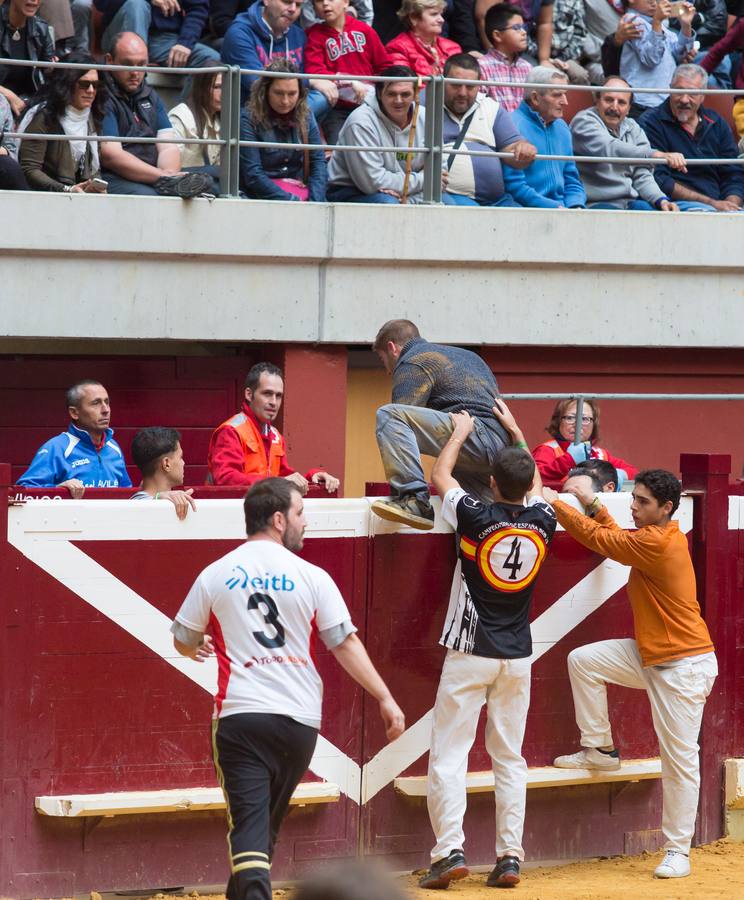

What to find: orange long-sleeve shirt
left=553, top=500, right=714, bottom=667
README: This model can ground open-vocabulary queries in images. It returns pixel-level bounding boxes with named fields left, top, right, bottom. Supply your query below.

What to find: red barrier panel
left=1, top=457, right=741, bottom=897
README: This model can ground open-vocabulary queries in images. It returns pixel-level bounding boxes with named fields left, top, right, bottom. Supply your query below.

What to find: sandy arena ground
left=148, top=840, right=743, bottom=900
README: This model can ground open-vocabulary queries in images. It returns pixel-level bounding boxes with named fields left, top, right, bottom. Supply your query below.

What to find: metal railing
left=501, top=392, right=744, bottom=444
left=2, top=57, right=742, bottom=201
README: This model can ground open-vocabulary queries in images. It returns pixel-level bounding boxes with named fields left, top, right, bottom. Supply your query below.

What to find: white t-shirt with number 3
left=175, top=539, right=352, bottom=727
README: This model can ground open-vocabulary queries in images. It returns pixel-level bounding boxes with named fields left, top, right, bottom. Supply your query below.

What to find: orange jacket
left=553, top=499, right=714, bottom=666
left=207, top=409, right=288, bottom=485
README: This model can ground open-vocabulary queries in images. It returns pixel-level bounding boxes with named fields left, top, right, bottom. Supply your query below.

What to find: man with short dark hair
left=371, top=319, right=510, bottom=529
left=503, top=66, right=587, bottom=208
left=639, top=63, right=744, bottom=212
left=441, top=52, right=535, bottom=207
left=570, top=76, right=680, bottom=210
left=130, top=426, right=196, bottom=519
left=100, top=31, right=215, bottom=196
left=419, top=400, right=555, bottom=889
left=17, top=380, right=131, bottom=497
left=172, top=476, right=405, bottom=900
left=564, top=459, right=619, bottom=494
left=543, top=469, right=717, bottom=880
left=207, top=362, right=339, bottom=493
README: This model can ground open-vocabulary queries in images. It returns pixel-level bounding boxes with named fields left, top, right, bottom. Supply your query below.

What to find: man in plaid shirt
left=479, top=4, right=532, bottom=112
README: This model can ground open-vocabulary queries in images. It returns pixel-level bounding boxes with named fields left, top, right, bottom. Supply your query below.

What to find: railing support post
left=422, top=75, right=443, bottom=204
left=219, top=65, right=242, bottom=199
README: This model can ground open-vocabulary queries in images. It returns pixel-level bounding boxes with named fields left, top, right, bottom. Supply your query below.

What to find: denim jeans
left=375, top=404, right=507, bottom=503
left=588, top=199, right=655, bottom=210
left=104, top=165, right=219, bottom=196
left=442, top=192, right=521, bottom=207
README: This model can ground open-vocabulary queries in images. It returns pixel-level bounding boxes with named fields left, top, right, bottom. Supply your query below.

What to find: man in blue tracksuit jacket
left=503, top=66, right=586, bottom=209
left=17, top=380, right=131, bottom=496
left=221, top=0, right=330, bottom=118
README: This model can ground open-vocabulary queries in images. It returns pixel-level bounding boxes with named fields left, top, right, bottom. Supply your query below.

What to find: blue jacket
left=222, top=3, right=306, bottom=100
left=503, top=101, right=586, bottom=209
left=94, top=0, right=209, bottom=50
left=17, top=423, right=132, bottom=489
left=639, top=100, right=744, bottom=202
left=239, top=107, right=327, bottom=201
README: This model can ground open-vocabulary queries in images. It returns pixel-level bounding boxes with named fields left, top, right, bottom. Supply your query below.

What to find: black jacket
left=0, top=5, right=54, bottom=95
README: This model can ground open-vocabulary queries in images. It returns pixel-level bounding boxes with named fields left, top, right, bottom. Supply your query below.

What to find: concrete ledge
left=394, top=759, right=662, bottom=796
left=3, top=193, right=744, bottom=347
left=35, top=782, right=340, bottom=817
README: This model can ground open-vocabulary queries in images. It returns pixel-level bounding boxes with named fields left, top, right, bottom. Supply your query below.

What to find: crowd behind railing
left=1, top=0, right=743, bottom=207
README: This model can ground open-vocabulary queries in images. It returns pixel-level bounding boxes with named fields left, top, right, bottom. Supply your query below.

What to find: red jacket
left=207, top=403, right=294, bottom=486
left=385, top=30, right=461, bottom=77
left=532, top=438, right=638, bottom=489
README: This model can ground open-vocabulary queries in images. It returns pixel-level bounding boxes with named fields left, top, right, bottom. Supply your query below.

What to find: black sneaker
left=153, top=172, right=213, bottom=198
left=418, top=849, right=469, bottom=889
left=370, top=495, right=435, bottom=530
left=487, top=856, right=520, bottom=888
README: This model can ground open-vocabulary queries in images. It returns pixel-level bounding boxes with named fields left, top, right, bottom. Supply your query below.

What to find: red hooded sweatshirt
left=305, top=15, right=391, bottom=107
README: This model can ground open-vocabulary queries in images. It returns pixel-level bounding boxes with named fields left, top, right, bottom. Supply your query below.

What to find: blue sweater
left=639, top=100, right=744, bottom=202
left=94, top=0, right=209, bottom=49
left=17, top=423, right=132, bottom=489
left=222, top=3, right=306, bottom=100
left=503, top=101, right=586, bottom=209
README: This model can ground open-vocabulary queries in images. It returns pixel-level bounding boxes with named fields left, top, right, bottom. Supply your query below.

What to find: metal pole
left=431, top=75, right=444, bottom=204
left=219, top=65, right=241, bottom=198
left=422, top=80, right=435, bottom=203
left=573, top=396, right=584, bottom=445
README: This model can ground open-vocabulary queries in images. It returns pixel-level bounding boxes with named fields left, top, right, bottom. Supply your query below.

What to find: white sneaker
left=553, top=747, right=621, bottom=771
left=654, top=850, right=690, bottom=879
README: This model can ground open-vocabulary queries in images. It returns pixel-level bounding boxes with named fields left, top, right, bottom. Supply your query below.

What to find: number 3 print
left=247, top=592, right=286, bottom=648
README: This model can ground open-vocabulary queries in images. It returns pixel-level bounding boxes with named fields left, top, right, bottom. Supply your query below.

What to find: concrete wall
left=3, top=193, right=744, bottom=347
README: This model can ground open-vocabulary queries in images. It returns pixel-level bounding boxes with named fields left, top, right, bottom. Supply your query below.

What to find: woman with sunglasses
left=532, top=398, right=637, bottom=489
left=19, top=52, right=107, bottom=192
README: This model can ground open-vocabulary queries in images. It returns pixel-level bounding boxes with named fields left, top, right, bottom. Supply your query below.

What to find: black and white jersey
left=440, top=488, right=556, bottom=659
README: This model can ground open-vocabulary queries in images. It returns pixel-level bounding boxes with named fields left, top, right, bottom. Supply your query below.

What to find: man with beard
left=570, top=76, right=680, bottom=210
left=639, top=63, right=744, bottom=212
left=172, top=477, right=405, bottom=900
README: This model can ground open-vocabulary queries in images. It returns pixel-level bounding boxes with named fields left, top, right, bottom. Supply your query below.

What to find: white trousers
left=427, top=649, right=531, bottom=863
left=567, top=639, right=717, bottom=854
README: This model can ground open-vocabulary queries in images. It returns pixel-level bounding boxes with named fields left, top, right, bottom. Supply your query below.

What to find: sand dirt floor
left=116, top=840, right=743, bottom=900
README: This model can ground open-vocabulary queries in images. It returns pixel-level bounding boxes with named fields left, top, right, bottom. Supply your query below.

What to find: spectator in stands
left=221, top=0, right=335, bottom=119
left=95, top=0, right=220, bottom=70
left=370, top=319, right=510, bottom=529
left=669, top=0, right=728, bottom=88
left=441, top=52, right=535, bottom=205
left=100, top=32, right=215, bottom=197
left=639, top=63, right=744, bottom=210
left=532, top=398, right=637, bottom=489
left=327, top=64, right=429, bottom=203
left=130, top=426, right=197, bottom=519
left=69, top=0, right=93, bottom=54
left=570, top=75, right=680, bottom=209
left=503, top=66, right=587, bottom=207
left=19, top=54, right=109, bottom=193
left=169, top=64, right=222, bottom=168
left=0, top=0, right=55, bottom=118
left=599, top=16, right=643, bottom=81
left=550, top=0, right=591, bottom=84
left=386, top=0, right=461, bottom=76
left=478, top=4, right=532, bottom=112
left=300, top=0, right=373, bottom=28
left=239, top=59, right=326, bottom=201
left=17, top=379, right=132, bottom=496
left=563, top=462, right=619, bottom=495
left=207, top=361, right=340, bottom=492
left=620, top=0, right=696, bottom=118
left=584, top=0, right=624, bottom=83
left=0, top=93, right=29, bottom=189
left=304, top=0, right=391, bottom=144
left=376, top=0, right=480, bottom=52
left=476, top=0, right=554, bottom=65
left=701, top=17, right=744, bottom=136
